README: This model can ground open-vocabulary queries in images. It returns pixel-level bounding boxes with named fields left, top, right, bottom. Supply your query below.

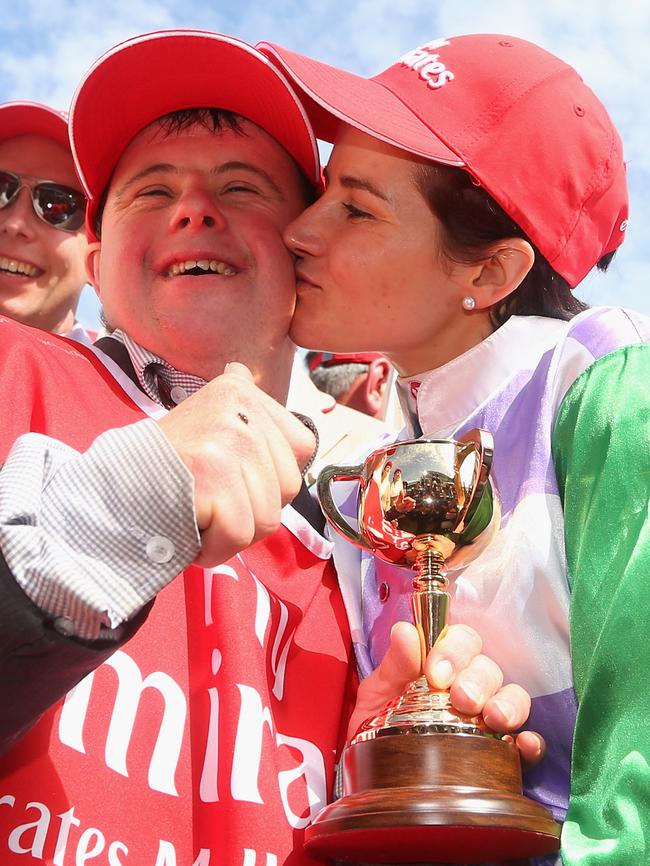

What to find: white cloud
left=0, top=0, right=181, bottom=107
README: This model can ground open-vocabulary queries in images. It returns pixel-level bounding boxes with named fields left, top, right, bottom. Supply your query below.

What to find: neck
left=388, top=310, right=495, bottom=377
left=134, top=337, right=296, bottom=404
left=54, top=308, right=77, bottom=335
left=21, top=305, right=76, bottom=336
left=247, top=343, right=295, bottom=404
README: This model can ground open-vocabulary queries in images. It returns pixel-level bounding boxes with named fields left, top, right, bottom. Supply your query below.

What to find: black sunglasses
left=0, top=168, right=86, bottom=232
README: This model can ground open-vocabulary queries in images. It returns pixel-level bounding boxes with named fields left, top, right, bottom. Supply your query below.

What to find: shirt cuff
left=0, top=419, right=200, bottom=640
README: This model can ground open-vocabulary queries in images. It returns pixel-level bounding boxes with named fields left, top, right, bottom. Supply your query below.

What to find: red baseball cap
left=69, top=30, right=321, bottom=240
left=0, top=101, right=69, bottom=150
left=308, top=351, right=385, bottom=371
left=257, top=34, right=628, bottom=288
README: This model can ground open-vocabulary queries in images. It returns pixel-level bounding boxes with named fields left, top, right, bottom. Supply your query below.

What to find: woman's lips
left=295, top=270, right=320, bottom=292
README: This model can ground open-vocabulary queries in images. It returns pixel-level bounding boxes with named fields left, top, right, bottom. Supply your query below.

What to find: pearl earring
left=462, top=296, right=476, bottom=311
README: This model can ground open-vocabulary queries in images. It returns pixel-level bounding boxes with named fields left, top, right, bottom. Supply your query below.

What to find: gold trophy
left=307, top=431, right=560, bottom=864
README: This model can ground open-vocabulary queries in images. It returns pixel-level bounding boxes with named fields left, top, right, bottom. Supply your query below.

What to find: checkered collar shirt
left=110, top=329, right=207, bottom=408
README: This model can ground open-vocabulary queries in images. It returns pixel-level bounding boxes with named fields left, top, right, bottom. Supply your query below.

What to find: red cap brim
left=256, top=43, right=463, bottom=166
left=70, top=30, right=320, bottom=239
left=0, top=101, right=69, bottom=150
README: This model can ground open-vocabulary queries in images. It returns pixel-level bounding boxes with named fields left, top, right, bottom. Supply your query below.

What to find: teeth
left=167, top=259, right=236, bottom=277
left=0, top=256, right=39, bottom=277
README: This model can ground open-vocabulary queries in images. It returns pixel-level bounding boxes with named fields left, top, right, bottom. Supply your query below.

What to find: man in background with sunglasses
left=0, top=102, right=92, bottom=343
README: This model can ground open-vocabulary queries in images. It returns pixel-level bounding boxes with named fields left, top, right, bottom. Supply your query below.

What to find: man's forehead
left=107, top=113, right=301, bottom=195
left=116, top=115, right=285, bottom=168
left=0, top=133, right=78, bottom=183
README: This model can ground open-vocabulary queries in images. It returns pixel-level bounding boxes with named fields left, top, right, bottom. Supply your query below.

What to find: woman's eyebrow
left=324, top=166, right=389, bottom=202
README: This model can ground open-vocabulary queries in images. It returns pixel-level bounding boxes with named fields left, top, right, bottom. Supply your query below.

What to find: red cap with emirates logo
left=0, top=101, right=69, bottom=149
left=257, top=34, right=628, bottom=287
left=69, top=30, right=321, bottom=240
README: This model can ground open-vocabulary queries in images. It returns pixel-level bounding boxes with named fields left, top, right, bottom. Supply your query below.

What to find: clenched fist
left=157, top=363, right=316, bottom=566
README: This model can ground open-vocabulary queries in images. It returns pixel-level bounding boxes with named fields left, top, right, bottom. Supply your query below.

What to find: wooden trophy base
left=304, top=730, right=561, bottom=864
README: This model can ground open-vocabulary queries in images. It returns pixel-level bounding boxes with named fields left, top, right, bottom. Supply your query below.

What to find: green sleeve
left=552, top=343, right=650, bottom=865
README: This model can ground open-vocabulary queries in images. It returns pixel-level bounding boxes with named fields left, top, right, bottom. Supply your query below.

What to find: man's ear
left=470, top=238, right=535, bottom=309
left=85, top=241, right=102, bottom=295
left=363, top=358, right=392, bottom=419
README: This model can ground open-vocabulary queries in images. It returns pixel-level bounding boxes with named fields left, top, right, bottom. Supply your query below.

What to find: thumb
left=380, top=621, right=422, bottom=686
left=223, top=361, right=255, bottom=381
left=346, top=622, right=421, bottom=740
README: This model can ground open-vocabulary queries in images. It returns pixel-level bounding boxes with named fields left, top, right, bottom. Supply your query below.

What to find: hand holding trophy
left=307, top=430, right=560, bottom=864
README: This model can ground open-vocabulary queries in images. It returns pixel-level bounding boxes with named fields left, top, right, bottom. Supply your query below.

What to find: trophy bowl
left=307, top=431, right=560, bottom=864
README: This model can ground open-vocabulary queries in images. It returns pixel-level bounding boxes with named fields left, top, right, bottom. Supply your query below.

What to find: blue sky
left=2, top=0, right=648, bottom=324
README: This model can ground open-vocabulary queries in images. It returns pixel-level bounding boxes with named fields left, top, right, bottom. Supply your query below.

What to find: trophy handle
left=317, top=463, right=374, bottom=550
left=458, top=428, right=494, bottom=511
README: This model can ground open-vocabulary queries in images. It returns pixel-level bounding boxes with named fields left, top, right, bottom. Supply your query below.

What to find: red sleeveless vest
left=0, top=318, right=357, bottom=865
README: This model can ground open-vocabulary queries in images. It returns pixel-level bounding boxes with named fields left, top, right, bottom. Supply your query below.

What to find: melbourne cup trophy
left=307, top=431, right=560, bottom=864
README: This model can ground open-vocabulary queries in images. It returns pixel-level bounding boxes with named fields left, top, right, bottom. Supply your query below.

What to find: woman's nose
left=284, top=203, right=326, bottom=257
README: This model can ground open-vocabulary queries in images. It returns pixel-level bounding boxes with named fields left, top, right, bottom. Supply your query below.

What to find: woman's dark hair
left=413, top=162, right=615, bottom=327
left=94, top=107, right=316, bottom=237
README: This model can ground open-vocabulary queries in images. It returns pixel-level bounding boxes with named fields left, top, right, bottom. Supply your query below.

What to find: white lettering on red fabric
left=398, top=39, right=455, bottom=89
left=205, top=563, right=297, bottom=701
left=108, top=841, right=129, bottom=866
left=58, top=650, right=187, bottom=796
left=276, top=733, right=327, bottom=828
left=1, top=794, right=292, bottom=865
left=38, top=557, right=332, bottom=861
left=203, top=564, right=239, bottom=626
left=0, top=797, right=130, bottom=865
left=154, top=840, right=177, bottom=865
left=54, top=808, right=81, bottom=866
left=250, top=573, right=296, bottom=700
left=242, top=850, right=278, bottom=866
left=199, top=685, right=220, bottom=803
left=7, top=800, right=50, bottom=857
left=230, top=685, right=275, bottom=804
left=75, top=827, right=105, bottom=864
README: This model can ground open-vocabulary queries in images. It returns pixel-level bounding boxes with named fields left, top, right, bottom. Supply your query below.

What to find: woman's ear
left=471, top=239, right=535, bottom=309
left=85, top=241, right=102, bottom=296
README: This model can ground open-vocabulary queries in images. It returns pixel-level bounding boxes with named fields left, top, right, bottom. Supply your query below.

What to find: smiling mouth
left=166, top=259, right=237, bottom=277
left=0, top=256, right=41, bottom=278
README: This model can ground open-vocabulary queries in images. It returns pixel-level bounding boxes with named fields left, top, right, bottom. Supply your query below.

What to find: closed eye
left=344, top=202, right=374, bottom=220
left=224, top=183, right=262, bottom=195
left=137, top=186, right=172, bottom=198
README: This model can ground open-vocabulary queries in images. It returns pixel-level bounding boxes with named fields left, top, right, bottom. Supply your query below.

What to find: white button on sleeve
left=145, top=535, right=175, bottom=563
left=53, top=616, right=78, bottom=637
left=170, top=386, right=188, bottom=404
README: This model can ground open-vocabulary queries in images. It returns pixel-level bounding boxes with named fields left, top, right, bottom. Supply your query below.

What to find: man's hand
left=348, top=621, right=544, bottom=766
left=156, top=363, right=315, bottom=567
